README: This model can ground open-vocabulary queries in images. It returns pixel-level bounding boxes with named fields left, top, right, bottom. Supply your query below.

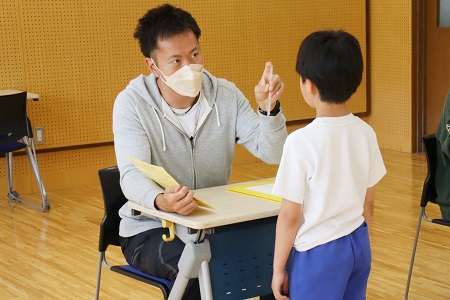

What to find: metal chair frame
left=95, top=166, right=172, bottom=299
left=0, top=92, right=50, bottom=211
left=405, top=134, right=450, bottom=299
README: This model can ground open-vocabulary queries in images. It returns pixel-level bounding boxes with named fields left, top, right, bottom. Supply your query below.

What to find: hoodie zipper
left=189, top=136, right=197, bottom=189
left=162, top=103, right=213, bottom=190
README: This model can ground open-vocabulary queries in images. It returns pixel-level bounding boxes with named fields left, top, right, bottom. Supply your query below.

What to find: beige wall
left=0, top=0, right=367, bottom=150
left=363, top=0, right=413, bottom=152
left=287, top=1, right=415, bottom=153
left=0, top=1, right=415, bottom=194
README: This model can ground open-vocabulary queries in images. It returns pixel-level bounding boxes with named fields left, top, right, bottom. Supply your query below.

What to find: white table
left=128, top=180, right=281, bottom=300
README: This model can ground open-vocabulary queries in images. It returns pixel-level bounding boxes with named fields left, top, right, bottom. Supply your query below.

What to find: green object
left=436, top=89, right=450, bottom=220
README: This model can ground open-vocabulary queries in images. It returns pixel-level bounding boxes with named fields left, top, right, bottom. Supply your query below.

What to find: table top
left=0, top=90, right=39, bottom=100
left=127, top=179, right=281, bottom=230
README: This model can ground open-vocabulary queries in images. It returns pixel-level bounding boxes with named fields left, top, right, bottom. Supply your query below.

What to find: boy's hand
left=272, top=269, right=290, bottom=299
left=254, top=61, right=284, bottom=112
left=154, top=185, right=198, bottom=215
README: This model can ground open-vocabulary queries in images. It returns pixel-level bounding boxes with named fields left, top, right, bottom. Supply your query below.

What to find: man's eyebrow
left=166, top=47, right=200, bottom=61
left=189, top=46, right=200, bottom=54
left=167, top=54, right=182, bottom=60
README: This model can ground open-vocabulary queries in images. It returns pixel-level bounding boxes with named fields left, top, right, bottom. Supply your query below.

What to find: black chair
left=405, top=134, right=450, bottom=298
left=0, top=92, right=50, bottom=211
left=95, top=166, right=172, bottom=299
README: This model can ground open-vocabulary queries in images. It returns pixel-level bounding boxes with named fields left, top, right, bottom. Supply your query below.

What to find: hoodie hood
left=122, top=69, right=220, bottom=151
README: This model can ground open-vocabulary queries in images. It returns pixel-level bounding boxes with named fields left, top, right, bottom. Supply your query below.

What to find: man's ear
left=145, top=57, right=158, bottom=77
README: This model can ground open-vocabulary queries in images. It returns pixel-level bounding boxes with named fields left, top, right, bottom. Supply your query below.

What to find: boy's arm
left=272, top=199, right=303, bottom=299
left=363, top=186, right=376, bottom=228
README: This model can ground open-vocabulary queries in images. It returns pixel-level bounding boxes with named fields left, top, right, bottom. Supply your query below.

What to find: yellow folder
left=128, top=156, right=213, bottom=209
left=227, top=178, right=281, bottom=202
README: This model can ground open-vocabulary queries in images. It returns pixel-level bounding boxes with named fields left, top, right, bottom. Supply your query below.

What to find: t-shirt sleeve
left=368, top=139, right=387, bottom=188
left=272, top=136, right=310, bottom=203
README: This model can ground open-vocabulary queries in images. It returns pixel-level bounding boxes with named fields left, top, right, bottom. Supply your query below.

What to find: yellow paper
left=128, top=156, right=213, bottom=209
left=227, top=179, right=281, bottom=202
left=129, top=156, right=178, bottom=187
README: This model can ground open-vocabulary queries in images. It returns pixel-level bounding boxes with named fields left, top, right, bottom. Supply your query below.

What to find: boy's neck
left=315, top=102, right=350, bottom=118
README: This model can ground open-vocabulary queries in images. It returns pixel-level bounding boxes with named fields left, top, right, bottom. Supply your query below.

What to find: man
left=113, top=4, right=287, bottom=299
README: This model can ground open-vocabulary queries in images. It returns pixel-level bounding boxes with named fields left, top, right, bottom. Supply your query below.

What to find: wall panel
left=363, top=0, right=413, bottom=152
left=106, top=0, right=150, bottom=100
left=18, top=0, right=112, bottom=147
left=0, top=146, right=116, bottom=195
left=1, top=0, right=367, bottom=150
left=196, top=0, right=368, bottom=122
left=1, top=1, right=404, bottom=192
left=0, top=0, right=25, bottom=90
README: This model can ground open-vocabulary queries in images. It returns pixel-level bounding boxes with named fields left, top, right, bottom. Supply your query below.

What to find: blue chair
left=95, top=166, right=172, bottom=299
left=0, top=91, right=50, bottom=211
left=405, top=134, right=450, bottom=298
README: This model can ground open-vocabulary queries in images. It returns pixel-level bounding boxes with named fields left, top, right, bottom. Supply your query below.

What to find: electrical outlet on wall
left=34, top=126, right=44, bottom=145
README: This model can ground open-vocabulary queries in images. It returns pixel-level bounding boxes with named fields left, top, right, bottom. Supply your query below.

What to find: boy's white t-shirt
left=272, top=114, right=386, bottom=252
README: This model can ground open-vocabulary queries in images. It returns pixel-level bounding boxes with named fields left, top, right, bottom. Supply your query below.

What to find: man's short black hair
left=296, top=30, right=363, bottom=103
left=134, top=4, right=201, bottom=58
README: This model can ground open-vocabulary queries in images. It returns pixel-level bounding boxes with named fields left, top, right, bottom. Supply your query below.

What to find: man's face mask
left=152, top=59, right=203, bottom=97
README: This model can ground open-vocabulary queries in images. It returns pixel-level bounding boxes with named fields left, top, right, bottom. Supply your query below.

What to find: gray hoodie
left=113, top=70, right=287, bottom=237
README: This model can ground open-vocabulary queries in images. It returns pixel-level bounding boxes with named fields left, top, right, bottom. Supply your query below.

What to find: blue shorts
left=289, top=222, right=371, bottom=300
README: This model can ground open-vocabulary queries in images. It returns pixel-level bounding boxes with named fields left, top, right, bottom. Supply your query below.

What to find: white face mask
left=152, top=59, right=203, bottom=97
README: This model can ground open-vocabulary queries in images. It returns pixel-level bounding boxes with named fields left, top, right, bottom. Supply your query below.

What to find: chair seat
left=0, top=141, right=26, bottom=154
left=114, top=265, right=173, bottom=289
left=431, top=218, right=450, bottom=226
left=110, top=264, right=172, bottom=298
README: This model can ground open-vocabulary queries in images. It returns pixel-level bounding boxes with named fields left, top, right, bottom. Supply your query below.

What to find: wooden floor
left=0, top=149, right=449, bottom=299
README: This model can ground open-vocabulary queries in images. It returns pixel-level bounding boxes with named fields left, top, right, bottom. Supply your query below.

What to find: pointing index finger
left=260, top=61, right=273, bottom=84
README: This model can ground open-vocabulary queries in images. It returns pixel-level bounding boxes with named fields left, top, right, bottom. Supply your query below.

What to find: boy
left=271, top=30, right=386, bottom=300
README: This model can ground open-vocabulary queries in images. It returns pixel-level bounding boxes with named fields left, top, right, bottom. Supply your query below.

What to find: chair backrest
left=421, top=134, right=438, bottom=207
left=98, top=166, right=127, bottom=251
left=0, top=92, right=31, bottom=145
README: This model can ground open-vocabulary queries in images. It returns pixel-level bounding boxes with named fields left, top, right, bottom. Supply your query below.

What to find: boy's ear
left=304, top=79, right=318, bottom=96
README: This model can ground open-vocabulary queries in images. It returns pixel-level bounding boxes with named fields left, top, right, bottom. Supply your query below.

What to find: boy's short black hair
left=134, top=4, right=201, bottom=58
left=296, top=30, right=363, bottom=103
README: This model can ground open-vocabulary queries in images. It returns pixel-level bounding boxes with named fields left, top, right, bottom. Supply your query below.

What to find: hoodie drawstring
left=214, top=103, right=221, bottom=127
left=153, top=100, right=221, bottom=152
left=152, top=107, right=167, bottom=151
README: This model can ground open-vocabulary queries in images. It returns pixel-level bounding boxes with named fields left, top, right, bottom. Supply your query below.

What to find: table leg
left=169, top=239, right=212, bottom=300
left=198, top=260, right=213, bottom=299
left=168, top=273, right=189, bottom=300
